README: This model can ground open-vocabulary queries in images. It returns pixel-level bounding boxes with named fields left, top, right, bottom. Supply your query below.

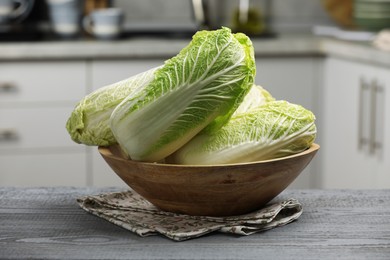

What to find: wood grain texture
left=0, top=187, right=389, bottom=260
left=98, top=144, right=319, bottom=216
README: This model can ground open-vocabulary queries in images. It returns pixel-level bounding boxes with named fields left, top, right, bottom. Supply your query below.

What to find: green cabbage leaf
left=110, top=27, right=256, bottom=162
left=168, top=100, right=316, bottom=165
left=232, top=84, right=274, bottom=116
left=65, top=67, right=158, bottom=146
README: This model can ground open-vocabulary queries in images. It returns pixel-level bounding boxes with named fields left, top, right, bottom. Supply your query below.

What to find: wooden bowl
left=98, top=143, right=320, bottom=216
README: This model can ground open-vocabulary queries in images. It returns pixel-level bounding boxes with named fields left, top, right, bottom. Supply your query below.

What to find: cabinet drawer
left=90, top=148, right=127, bottom=187
left=0, top=106, right=80, bottom=150
left=0, top=61, right=86, bottom=104
left=0, top=151, right=87, bottom=186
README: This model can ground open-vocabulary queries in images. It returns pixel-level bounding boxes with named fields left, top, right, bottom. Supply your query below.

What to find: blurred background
left=1, top=0, right=390, bottom=189
left=0, top=0, right=372, bottom=41
left=1, top=0, right=389, bottom=40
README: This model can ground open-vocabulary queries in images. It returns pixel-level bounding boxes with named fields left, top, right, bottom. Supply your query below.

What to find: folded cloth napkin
left=77, top=190, right=302, bottom=241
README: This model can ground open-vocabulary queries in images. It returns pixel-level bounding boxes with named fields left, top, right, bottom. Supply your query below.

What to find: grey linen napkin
left=77, top=190, right=302, bottom=241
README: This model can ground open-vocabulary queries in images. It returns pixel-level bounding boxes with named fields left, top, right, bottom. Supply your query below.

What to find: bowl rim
left=98, top=143, right=320, bottom=168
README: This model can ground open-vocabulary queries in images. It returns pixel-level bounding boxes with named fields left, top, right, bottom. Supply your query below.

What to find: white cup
left=51, top=13, right=80, bottom=36
left=83, top=8, right=124, bottom=40
left=46, top=0, right=82, bottom=37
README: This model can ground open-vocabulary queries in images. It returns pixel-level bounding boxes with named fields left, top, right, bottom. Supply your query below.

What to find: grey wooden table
left=0, top=187, right=389, bottom=260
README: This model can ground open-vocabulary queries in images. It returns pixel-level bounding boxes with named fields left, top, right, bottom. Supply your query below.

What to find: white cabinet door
left=256, top=57, right=319, bottom=111
left=89, top=59, right=165, bottom=187
left=256, top=57, right=321, bottom=189
left=370, top=63, right=390, bottom=188
left=0, top=61, right=86, bottom=104
left=322, top=58, right=375, bottom=188
left=89, top=147, right=127, bottom=187
left=0, top=106, right=81, bottom=151
left=0, top=61, right=88, bottom=187
left=0, top=150, right=87, bottom=186
left=321, top=57, right=390, bottom=188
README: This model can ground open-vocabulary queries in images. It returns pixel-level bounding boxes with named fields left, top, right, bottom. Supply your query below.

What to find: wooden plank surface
left=0, top=187, right=389, bottom=260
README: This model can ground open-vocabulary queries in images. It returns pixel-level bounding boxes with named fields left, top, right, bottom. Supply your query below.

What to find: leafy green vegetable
left=232, top=84, right=274, bottom=116
left=110, top=27, right=256, bottom=162
left=168, top=100, right=316, bottom=165
left=66, top=67, right=158, bottom=146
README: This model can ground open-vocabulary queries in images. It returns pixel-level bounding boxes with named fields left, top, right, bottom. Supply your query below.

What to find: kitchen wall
left=114, top=0, right=336, bottom=33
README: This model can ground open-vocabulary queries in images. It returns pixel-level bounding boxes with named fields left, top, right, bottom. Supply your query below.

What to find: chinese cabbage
left=66, top=67, right=158, bottom=146
left=110, top=27, right=256, bottom=162
left=169, top=100, right=316, bottom=165
left=232, top=84, right=274, bottom=116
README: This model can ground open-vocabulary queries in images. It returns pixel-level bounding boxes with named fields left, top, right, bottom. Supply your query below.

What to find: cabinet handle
left=358, top=78, right=369, bottom=150
left=0, top=82, right=17, bottom=92
left=0, top=128, right=19, bottom=141
left=369, top=80, right=383, bottom=155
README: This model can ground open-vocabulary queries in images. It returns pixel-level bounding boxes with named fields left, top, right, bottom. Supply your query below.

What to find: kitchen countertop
left=1, top=187, right=389, bottom=259
left=1, top=34, right=390, bottom=67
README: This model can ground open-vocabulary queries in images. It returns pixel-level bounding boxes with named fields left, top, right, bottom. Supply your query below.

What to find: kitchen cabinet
left=321, top=57, right=390, bottom=188
left=0, top=152, right=87, bottom=186
left=0, top=61, right=89, bottom=186
left=0, top=61, right=86, bottom=104
left=0, top=59, right=167, bottom=187
left=256, top=57, right=319, bottom=111
left=256, top=57, right=322, bottom=189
